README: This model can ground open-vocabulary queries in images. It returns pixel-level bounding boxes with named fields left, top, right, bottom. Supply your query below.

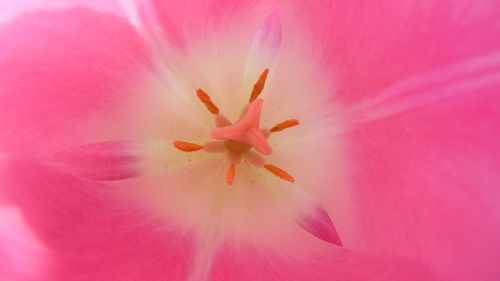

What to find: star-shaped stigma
left=173, top=69, right=299, bottom=185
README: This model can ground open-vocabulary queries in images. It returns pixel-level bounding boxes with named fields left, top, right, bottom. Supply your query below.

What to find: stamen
left=173, top=141, right=204, bottom=152
left=270, top=119, right=300, bottom=132
left=249, top=68, right=269, bottom=103
left=264, top=164, right=294, bottom=182
left=196, top=89, right=220, bottom=114
left=227, top=163, right=236, bottom=185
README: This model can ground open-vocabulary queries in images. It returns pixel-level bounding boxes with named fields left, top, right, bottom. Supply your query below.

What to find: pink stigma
left=210, top=99, right=272, bottom=155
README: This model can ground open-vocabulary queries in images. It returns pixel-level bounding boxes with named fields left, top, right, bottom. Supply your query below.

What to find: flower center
left=224, top=140, right=251, bottom=154
left=172, top=69, right=299, bottom=185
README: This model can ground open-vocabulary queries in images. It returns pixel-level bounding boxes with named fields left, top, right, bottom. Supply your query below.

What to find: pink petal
left=245, top=9, right=281, bottom=72
left=0, top=7, right=151, bottom=156
left=4, top=159, right=195, bottom=281
left=0, top=206, right=51, bottom=281
left=211, top=241, right=436, bottom=281
left=284, top=0, right=500, bottom=104
left=349, top=52, right=500, bottom=123
left=262, top=179, right=342, bottom=246
left=0, top=0, right=123, bottom=24
left=348, top=86, right=500, bottom=280
left=277, top=2, right=500, bottom=279
left=295, top=203, right=342, bottom=246
left=49, top=140, right=203, bottom=181
left=50, top=141, right=143, bottom=181
left=143, top=0, right=281, bottom=99
left=2, top=159, right=433, bottom=281
left=149, top=0, right=276, bottom=49
left=238, top=9, right=282, bottom=101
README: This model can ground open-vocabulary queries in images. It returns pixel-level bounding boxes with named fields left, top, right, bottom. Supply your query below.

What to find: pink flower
left=1, top=0, right=499, bottom=280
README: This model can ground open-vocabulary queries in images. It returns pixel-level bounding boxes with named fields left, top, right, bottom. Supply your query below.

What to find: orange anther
left=264, top=164, right=294, bottom=183
left=249, top=68, right=269, bottom=103
left=196, top=89, right=219, bottom=114
left=270, top=119, right=300, bottom=132
left=226, top=163, right=236, bottom=185
left=173, top=141, right=204, bottom=152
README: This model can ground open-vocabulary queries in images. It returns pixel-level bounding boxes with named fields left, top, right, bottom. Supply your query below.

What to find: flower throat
left=173, top=69, right=299, bottom=185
